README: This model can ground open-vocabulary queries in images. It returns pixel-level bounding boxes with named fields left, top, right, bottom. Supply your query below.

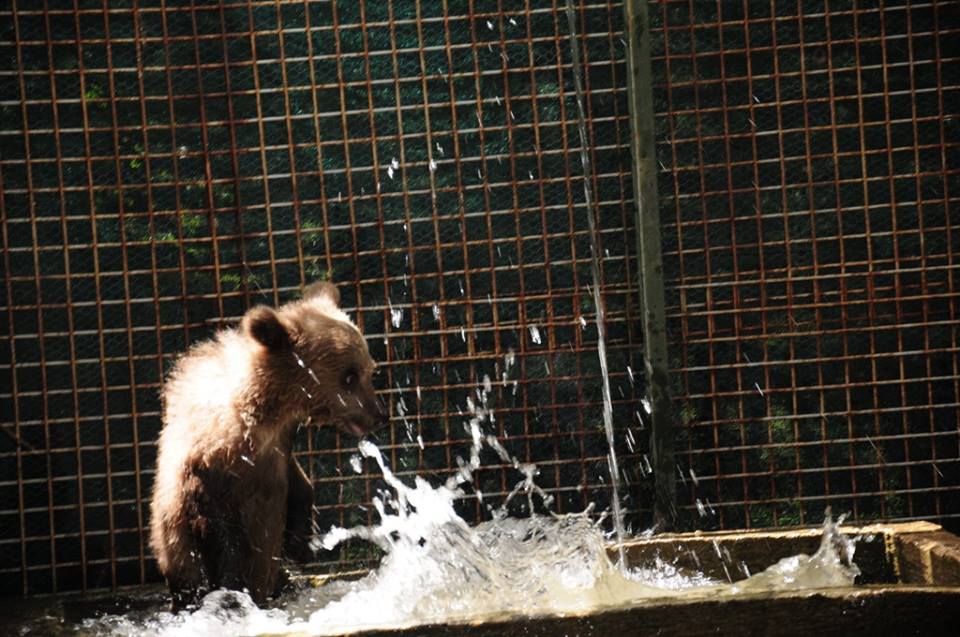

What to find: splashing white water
left=81, top=428, right=861, bottom=637
left=731, top=509, right=860, bottom=592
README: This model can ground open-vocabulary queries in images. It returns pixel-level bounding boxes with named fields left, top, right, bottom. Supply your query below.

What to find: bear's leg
left=239, top=478, right=289, bottom=604
left=161, top=466, right=244, bottom=611
left=168, top=579, right=202, bottom=613
left=187, top=466, right=245, bottom=594
left=283, top=456, right=314, bottom=564
left=198, top=502, right=245, bottom=592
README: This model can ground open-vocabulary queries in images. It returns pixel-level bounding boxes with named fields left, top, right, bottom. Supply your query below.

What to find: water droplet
left=528, top=324, right=541, bottom=345
left=696, top=499, right=707, bottom=517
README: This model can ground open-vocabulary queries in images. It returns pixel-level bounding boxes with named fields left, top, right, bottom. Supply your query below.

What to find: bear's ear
left=303, top=280, right=340, bottom=307
left=242, top=305, right=292, bottom=351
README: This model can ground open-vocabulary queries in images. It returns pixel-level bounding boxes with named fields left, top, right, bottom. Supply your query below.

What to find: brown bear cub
left=149, top=281, right=387, bottom=610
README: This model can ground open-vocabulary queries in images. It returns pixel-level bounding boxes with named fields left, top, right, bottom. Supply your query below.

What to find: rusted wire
left=654, top=0, right=959, bottom=530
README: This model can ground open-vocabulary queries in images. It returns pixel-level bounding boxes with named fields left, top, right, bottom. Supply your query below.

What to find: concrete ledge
left=273, top=587, right=960, bottom=637
left=895, top=529, right=960, bottom=585
left=615, top=521, right=945, bottom=585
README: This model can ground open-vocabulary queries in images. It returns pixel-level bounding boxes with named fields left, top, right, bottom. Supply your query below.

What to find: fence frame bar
left=623, top=0, right=675, bottom=529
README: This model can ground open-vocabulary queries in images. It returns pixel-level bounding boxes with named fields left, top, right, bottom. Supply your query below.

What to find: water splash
left=80, top=447, right=861, bottom=637
left=731, top=509, right=860, bottom=592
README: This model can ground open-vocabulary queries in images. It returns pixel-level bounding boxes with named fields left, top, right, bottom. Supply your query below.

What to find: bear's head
left=241, top=281, right=388, bottom=437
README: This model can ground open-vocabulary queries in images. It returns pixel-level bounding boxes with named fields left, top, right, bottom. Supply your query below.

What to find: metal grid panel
left=0, top=0, right=642, bottom=595
left=652, top=0, right=960, bottom=530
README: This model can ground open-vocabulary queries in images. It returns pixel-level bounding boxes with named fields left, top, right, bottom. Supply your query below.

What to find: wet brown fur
left=149, top=282, right=386, bottom=610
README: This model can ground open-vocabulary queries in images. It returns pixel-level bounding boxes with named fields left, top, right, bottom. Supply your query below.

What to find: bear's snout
left=332, top=387, right=388, bottom=438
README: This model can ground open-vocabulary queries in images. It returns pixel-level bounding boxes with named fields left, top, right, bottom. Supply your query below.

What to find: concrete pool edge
left=612, top=520, right=960, bottom=586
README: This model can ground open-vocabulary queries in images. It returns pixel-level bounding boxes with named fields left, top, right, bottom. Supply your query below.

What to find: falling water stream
left=563, top=0, right=627, bottom=567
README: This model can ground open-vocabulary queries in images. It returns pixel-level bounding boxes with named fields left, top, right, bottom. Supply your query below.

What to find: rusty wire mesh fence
left=0, top=0, right=958, bottom=600
left=0, top=0, right=642, bottom=596
left=652, top=0, right=960, bottom=531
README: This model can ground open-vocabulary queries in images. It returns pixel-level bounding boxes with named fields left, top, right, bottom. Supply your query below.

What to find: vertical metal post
left=623, top=0, right=676, bottom=529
